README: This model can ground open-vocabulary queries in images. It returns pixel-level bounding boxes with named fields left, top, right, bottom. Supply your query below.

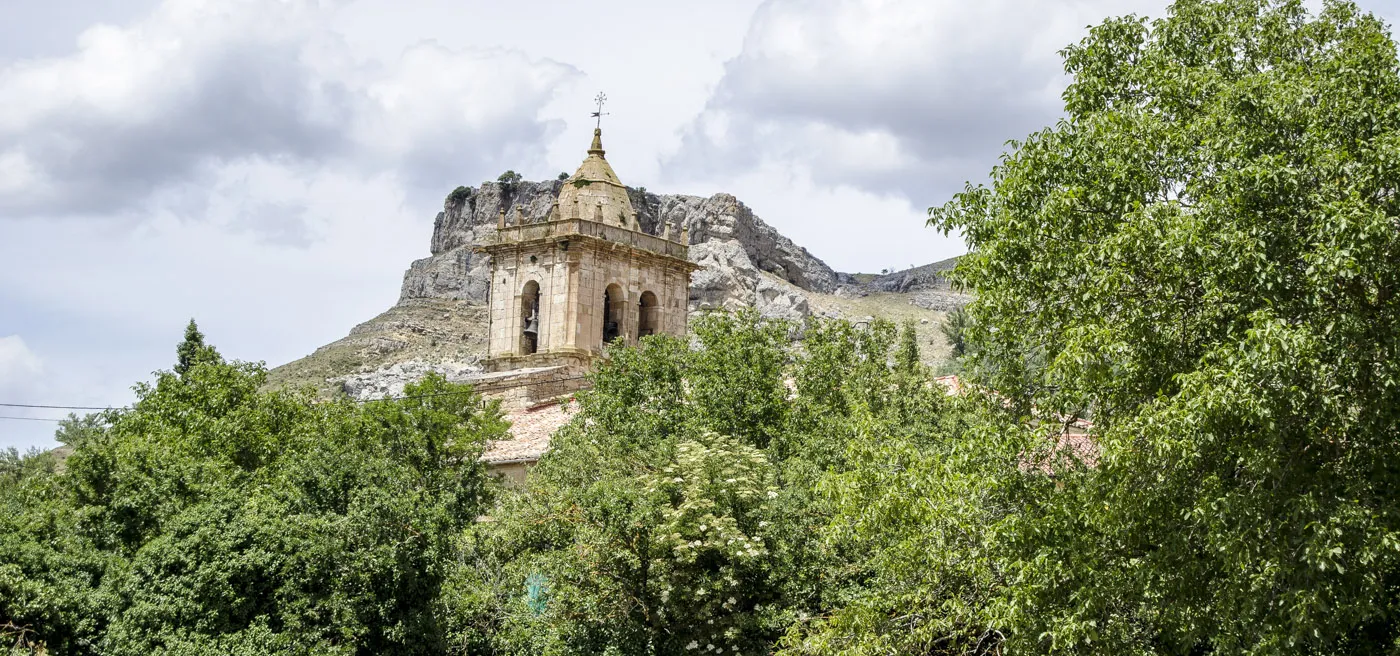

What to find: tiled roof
left=481, top=398, right=578, bottom=464
left=934, top=374, right=963, bottom=395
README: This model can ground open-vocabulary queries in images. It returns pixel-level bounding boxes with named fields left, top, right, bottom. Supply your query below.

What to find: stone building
left=478, top=128, right=698, bottom=373
left=476, top=127, right=698, bottom=483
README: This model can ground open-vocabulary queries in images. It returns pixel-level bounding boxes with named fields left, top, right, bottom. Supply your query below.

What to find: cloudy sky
left=3, top=0, right=1397, bottom=449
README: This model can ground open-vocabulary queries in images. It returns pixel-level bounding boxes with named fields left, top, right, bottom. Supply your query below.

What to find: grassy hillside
left=266, top=288, right=963, bottom=395
left=265, top=299, right=489, bottom=396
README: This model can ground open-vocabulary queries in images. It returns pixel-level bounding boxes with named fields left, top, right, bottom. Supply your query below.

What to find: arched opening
left=638, top=291, right=659, bottom=338
left=520, top=280, right=540, bottom=355
left=602, top=283, right=624, bottom=346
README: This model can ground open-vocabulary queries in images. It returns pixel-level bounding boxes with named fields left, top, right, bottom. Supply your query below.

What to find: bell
left=523, top=309, right=539, bottom=336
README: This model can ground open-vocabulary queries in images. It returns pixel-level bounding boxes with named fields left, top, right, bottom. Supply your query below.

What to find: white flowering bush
left=645, top=433, right=779, bottom=653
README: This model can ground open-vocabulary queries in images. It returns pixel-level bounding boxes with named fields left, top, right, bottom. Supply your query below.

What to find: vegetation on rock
left=446, top=185, right=472, bottom=206
left=496, top=171, right=522, bottom=194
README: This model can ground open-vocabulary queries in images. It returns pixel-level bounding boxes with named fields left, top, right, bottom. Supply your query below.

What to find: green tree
left=53, top=412, right=111, bottom=450
left=497, top=170, right=523, bottom=193
left=451, top=312, right=956, bottom=655
left=939, top=306, right=970, bottom=359
left=447, top=185, right=472, bottom=206
left=0, top=323, right=508, bottom=654
left=923, top=0, right=1400, bottom=652
left=173, top=318, right=221, bottom=377
left=895, top=320, right=921, bottom=373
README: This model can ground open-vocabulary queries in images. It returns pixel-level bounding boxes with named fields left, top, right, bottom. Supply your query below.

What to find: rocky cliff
left=398, top=180, right=847, bottom=321
left=266, top=179, right=965, bottom=396
left=859, top=256, right=961, bottom=294
left=848, top=255, right=972, bottom=312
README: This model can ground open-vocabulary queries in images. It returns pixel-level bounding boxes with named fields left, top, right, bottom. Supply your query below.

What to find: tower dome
left=557, top=128, right=637, bottom=229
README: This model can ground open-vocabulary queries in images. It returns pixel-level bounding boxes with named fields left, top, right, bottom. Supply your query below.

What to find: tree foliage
left=0, top=327, right=507, bottom=655
left=173, top=318, right=220, bottom=377
left=497, top=170, right=523, bottom=194
left=939, top=306, right=970, bottom=359
left=446, top=311, right=958, bottom=655
left=920, top=0, right=1400, bottom=652
left=7, top=2, right=1400, bottom=654
left=446, top=185, right=473, bottom=206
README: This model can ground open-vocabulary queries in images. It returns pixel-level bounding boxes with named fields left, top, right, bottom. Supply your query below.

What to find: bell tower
left=478, top=123, right=698, bottom=373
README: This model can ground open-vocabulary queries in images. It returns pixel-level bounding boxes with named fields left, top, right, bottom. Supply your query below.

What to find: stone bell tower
left=478, top=127, right=698, bottom=373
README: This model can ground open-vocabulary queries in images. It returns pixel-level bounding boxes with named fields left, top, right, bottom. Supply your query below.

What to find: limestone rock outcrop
left=688, top=240, right=811, bottom=320
left=333, top=358, right=484, bottom=401
left=269, top=178, right=968, bottom=397
left=397, top=180, right=844, bottom=318
left=858, top=256, right=962, bottom=294
left=909, top=290, right=974, bottom=312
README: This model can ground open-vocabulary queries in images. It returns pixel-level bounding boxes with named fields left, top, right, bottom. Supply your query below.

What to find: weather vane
left=591, top=92, right=610, bottom=129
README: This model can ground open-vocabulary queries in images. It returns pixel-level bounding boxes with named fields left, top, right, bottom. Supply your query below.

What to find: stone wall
left=485, top=233, right=692, bottom=359
left=468, top=365, right=590, bottom=412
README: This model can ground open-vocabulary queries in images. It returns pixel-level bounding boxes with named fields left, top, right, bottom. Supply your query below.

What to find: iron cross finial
left=591, top=92, right=610, bottom=129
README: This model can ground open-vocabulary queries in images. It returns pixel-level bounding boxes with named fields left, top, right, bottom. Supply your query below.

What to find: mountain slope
left=267, top=179, right=964, bottom=395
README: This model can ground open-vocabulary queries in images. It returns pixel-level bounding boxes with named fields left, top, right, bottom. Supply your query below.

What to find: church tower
left=479, top=127, right=698, bottom=373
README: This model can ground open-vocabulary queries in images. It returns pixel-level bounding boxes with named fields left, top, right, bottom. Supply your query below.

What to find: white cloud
left=0, top=0, right=588, bottom=452
left=666, top=0, right=1170, bottom=200
left=0, top=0, right=580, bottom=219
left=349, top=41, right=578, bottom=190
left=0, top=150, right=42, bottom=196
left=0, top=336, right=43, bottom=393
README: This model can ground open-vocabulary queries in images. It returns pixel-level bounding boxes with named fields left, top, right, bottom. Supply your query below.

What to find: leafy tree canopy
left=497, top=170, right=523, bottom=192
left=922, top=0, right=1400, bottom=652
left=173, top=318, right=220, bottom=377
left=445, top=311, right=960, bottom=655
left=0, top=325, right=508, bottom=655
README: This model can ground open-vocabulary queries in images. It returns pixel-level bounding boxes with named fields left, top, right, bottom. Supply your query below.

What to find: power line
left=0, top=374, right=592, bottom=418
left=356, top=375, right=589, bottom=403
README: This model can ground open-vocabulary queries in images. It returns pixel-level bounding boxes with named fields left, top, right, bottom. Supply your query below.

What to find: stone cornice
left=477, top=218, right=699, bottom=272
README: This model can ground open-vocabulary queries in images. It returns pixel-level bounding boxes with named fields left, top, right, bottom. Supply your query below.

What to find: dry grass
left=807, top=290, right=956, bottom=366
left=265, top=288, right=963, bottom=395
left=264, top=298, right=489, bottom=396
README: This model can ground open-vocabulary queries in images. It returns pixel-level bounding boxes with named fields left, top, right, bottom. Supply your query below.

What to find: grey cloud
left=0, top=0, right=161, bottom=60
left=389, top=113, right=568, bottom=197
left=0, top=0, right=580, bottom=223
left=665, top=0, right=1169, bottom=204
left=2, top=43, right=352, bottom=216
left=236, top=200, right=316, bottom=248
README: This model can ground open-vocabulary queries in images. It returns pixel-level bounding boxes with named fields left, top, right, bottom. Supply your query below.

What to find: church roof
left=556, top=128, right=637, bottom=229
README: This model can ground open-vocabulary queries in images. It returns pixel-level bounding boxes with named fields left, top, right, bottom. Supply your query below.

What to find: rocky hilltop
left=399, top=180, right=848, bottom=320
left=267, top=179, right=965, bottom=396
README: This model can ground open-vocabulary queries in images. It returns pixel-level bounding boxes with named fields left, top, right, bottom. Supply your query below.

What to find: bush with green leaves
left=446, top=185, right=473, bottom=206
left=938, top=307, right=970, bottom=359
left=497, top=170, right=523, bottom=194
left=867, top=0, right=1400, bottom=652
left=445, top=311, right=959, bottom=655
left=0, top=323, right=507, bottom=655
